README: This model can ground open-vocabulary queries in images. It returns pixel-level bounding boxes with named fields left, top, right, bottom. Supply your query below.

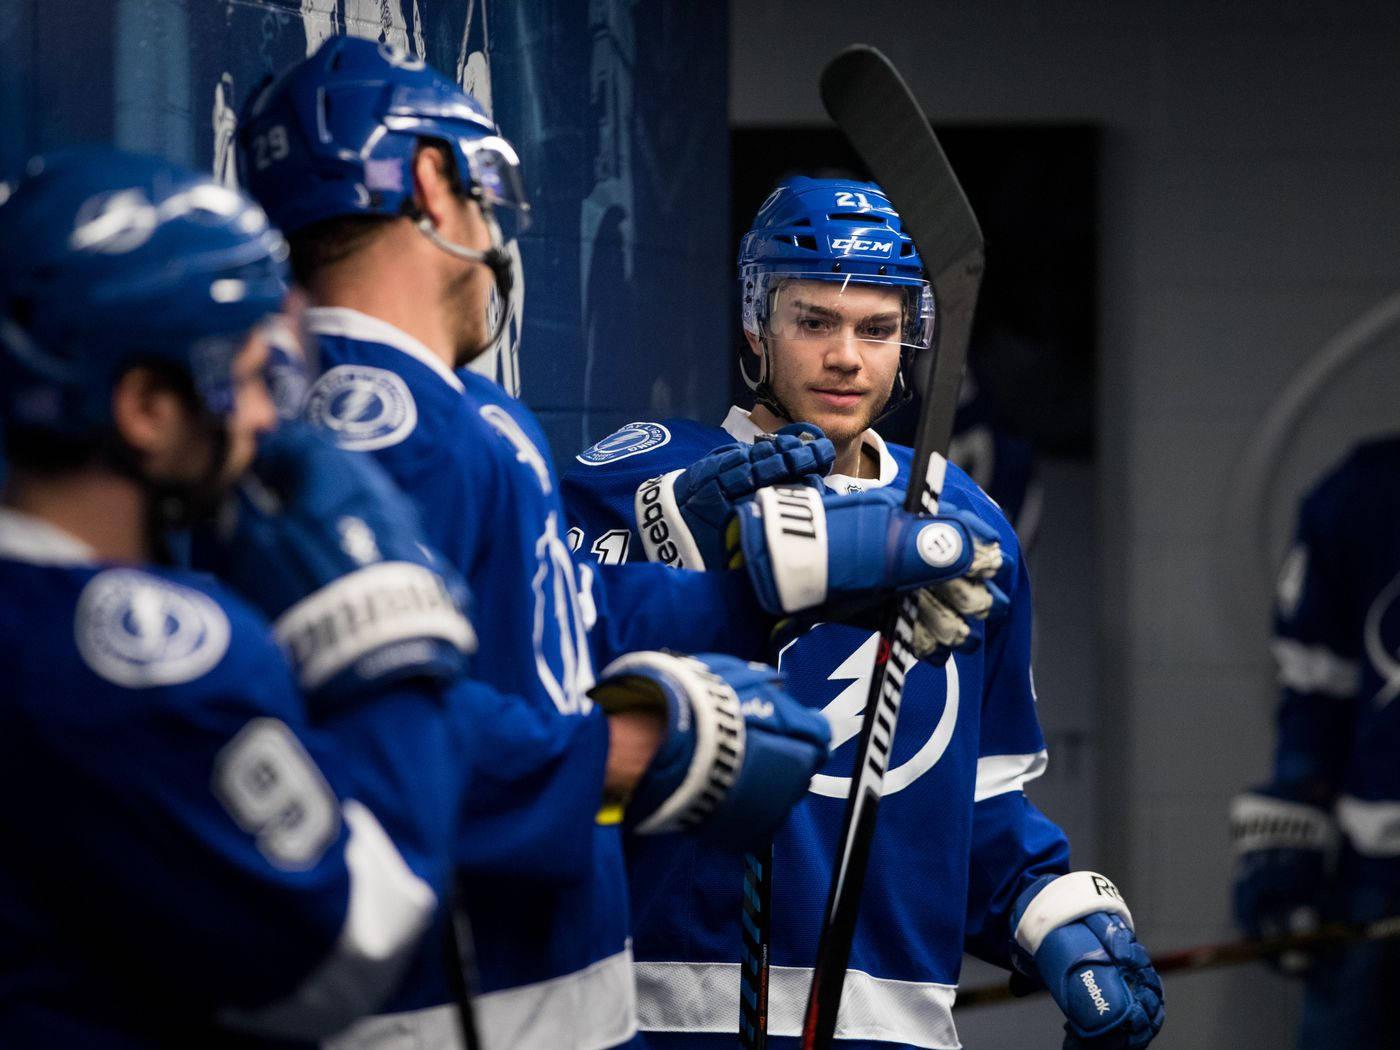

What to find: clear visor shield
left=754, top=272, right=934, bottom=353
left=459, top=135, right=531, bottom=244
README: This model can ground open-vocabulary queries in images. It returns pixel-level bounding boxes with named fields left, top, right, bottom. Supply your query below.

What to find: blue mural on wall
left=2, top=0, right=729, bottom=466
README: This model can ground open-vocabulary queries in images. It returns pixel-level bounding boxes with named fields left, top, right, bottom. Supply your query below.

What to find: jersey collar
left=0, top=507, right=98, bottom=565
left=304, top=307, right=466, bottom=393
left=720, top=405, right=898, bottom=492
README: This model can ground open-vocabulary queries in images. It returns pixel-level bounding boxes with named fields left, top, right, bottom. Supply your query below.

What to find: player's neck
left=4, top=470, right=151, bottom=562
left=307, top=228, right=458, bottom=373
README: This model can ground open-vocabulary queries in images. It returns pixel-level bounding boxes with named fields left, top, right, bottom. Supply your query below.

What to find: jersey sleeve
left=1268, top=464, right=1362, bottom=800
left=446, top=675, right=611, bottom=884
left=959, top=523, right=1071, bottom=969
left=10, top=609, right=446, bottom=1040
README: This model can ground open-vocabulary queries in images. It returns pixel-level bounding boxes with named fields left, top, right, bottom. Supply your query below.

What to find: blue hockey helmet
left=0, top=147, right=289, bottom=441
left=237, top=36, right=530, bottom=244
left=737, top=176, right=933, bottom=420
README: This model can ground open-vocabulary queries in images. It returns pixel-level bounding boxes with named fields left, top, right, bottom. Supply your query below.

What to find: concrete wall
left=732, top=2, right=1400, bottom=1046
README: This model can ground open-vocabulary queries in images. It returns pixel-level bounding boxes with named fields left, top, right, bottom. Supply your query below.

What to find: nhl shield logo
left=305, top=365, right=418, bottom=451
left=576, top=422, right=672, bottom=466
left=76, top=570, right=231, bottom=688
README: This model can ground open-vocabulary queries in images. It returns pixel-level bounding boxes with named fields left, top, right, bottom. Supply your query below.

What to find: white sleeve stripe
left=1014, top=871, right=1133, bottom=956
left=1336, top=795, right=1400, bottom=857
left=1271, top=638, right=1359, bottom=698
left=218, top=800, right=437, bottom=1040
left=973, top=750, right=1048, bottom=802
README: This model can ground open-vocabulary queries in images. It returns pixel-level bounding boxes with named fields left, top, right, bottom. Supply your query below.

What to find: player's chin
left=799, top=400, right=878, bottom=443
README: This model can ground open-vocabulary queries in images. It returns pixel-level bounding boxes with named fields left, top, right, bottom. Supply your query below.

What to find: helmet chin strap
left=415, top=213, right=516, bottom=364
left=750, top=333, right=797, bottom=425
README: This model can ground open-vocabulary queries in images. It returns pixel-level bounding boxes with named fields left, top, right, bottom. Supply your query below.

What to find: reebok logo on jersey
left=827, top=235, right=894, bottom=257
left=1080, top=969, right=1112, bottom=1016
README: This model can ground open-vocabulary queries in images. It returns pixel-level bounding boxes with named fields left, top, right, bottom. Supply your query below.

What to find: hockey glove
left=589, top=651, right=831, bottom=849
left=1010, top=872, right=1163, bottom=1049
left=733, top=485, right=1005, bottom=617
left=1229, top=785, right=1336, bottom=973
left=634, top=422, right=835, bottom=570
left=213, top=423, right=476, bottom=709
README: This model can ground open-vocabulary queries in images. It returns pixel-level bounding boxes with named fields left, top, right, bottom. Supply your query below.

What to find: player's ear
left=110, top=365, right=184, bottom=460
left=743, top=328, right=765, bottom=355
left=411, top=143, right=458, bottom=231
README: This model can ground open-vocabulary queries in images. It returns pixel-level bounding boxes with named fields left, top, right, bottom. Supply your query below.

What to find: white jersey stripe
left=325, top=943, right=638, bottom=1050
left=973, top=750, right=1048, bottom=802
left=634, top=960, right=959, bottom=1050
left=1271, top=638, right=1360, bottom=698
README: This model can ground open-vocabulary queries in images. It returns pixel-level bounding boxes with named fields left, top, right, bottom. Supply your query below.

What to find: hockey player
left=563, top=176, right=1165, bottom=1049
left=0, top=147, right=480, bottom=1045
left=1230, top=437, right=1400, bottom=1049
left=234, top=40, right=1004, bottom=1050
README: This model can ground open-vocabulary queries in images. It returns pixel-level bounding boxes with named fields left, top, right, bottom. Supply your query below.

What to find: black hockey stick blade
left=801, top=45, right=985, bottom=1050
left=821, top=44, right=983, bottom=515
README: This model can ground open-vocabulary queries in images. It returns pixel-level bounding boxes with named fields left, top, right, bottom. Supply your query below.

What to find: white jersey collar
left=305, top=306, right=465, bottom=393
left=720, top=405, right=898, bottom=492
left=0, top=507, right=98, bottom=565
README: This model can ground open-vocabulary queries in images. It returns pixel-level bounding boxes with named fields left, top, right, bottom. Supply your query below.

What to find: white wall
left=732, top=2, right=1400, bottom=1046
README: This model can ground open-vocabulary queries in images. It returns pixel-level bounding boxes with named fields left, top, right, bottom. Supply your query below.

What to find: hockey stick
left=955, top=913, right=1400, bottom=1008
left=800, top=45, right=984, bottom=1050
left=739, top=845, right=773, bottom=1047
left=443, top=874, right=483, bottom=1050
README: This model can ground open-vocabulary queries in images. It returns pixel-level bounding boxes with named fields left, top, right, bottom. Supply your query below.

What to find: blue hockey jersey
left=303, top=310, right=774, bottom=1050
left=0, top=508, right=454, bottom=1048
left=561, top=407, right=1071, bottom=1050
left=1271, top=436, right=1400, bottom=883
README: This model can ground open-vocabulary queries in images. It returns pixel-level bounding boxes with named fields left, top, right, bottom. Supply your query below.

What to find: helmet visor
left=459, top=135, right=531, bottom=243
left=746, top=270, right=934, bottom=353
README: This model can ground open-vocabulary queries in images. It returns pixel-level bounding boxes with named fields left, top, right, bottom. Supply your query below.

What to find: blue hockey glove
left=1229, top=785, right=1336, bottom=973
left=733, top=484, right=1006, bottom=617
left=1011, top=872, right=1164, bottom=1049
left=215, top=423, right=476, bottom=708
left=589, top=651, right=831, bottom=849
left=634, top=422, right=835, bottom=570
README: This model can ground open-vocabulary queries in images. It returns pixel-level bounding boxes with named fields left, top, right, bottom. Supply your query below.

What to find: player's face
left=443, top=194, right=498, bottom=367
left=218, top=329, right=280, bottom=486
left=758, top=279, right=905, bottom=445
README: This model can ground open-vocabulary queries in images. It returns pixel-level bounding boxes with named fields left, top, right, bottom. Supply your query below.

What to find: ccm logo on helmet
left=828, top=235, right=894, bottom=256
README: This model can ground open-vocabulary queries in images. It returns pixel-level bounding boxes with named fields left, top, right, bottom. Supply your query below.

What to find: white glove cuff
left=1229, top=792, right=1337, bottom=854
left=1014, top=871, right=1135, bottom=955
left=274, top=562, right=477, bottom=690
left=597, top=651, right=745, bottom=835
left=754, top=485, right=829, bottom=612
left=635, top=470, right=705, bottom=570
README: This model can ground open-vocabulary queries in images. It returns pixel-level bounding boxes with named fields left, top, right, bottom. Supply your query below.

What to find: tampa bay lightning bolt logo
left=75, top=570, right=231, bottom=688
left=788, top=628, right=959, bottom=798
left=576, top=422, right=671, bottom=466
left=304, top=365, right=417, bottom=451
